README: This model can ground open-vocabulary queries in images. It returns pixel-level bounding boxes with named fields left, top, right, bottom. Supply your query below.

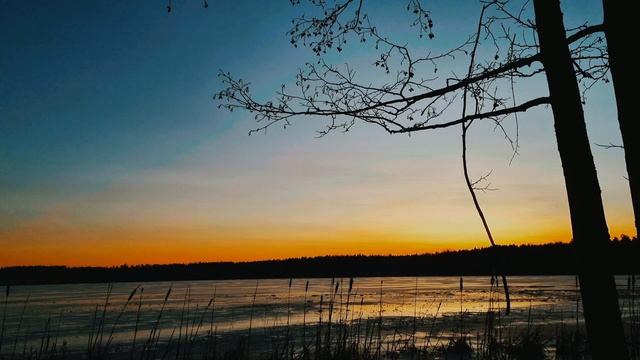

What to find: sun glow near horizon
left=0, top=153, right=634, bottom=267
left=0, top=226, right=575, bottom=267
left=1, top=183, right=633, bottom=266
left=0, top=120, right=635, bottom=267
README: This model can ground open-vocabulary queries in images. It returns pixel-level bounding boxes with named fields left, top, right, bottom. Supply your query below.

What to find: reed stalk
left=0, top=285, right=9, bottom=355
left=131, top=287, right=144, bottom=360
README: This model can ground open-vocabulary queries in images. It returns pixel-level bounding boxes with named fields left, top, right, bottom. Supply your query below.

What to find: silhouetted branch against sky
left=596, top=142, right=624, bottom=150
left=213, top=0, right=612, bottom=281
left=211, top=1, right=612, bottom=284
left=595, top=142, right=628, bottom=180
left=459, top=3, right=511, bottom=313
left=214, top=0, right=610, bottom=261
left=216, top=0, right=607, bottom=141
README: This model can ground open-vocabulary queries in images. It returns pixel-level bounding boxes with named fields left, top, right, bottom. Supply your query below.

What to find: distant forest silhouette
left=2, top=237, right=638, bottom=286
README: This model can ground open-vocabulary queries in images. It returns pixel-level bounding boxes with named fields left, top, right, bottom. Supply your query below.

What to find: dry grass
left=0, top=276, right=638, bottom=360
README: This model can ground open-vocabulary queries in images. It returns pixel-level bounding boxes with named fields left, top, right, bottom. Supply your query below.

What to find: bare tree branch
left=596, top=142, right=624, bottom=150
left=459, top=4, right=510, bottom=314
left=391, top=96, right=550, bottom=133
left=217, top=21, right=601, bottom=137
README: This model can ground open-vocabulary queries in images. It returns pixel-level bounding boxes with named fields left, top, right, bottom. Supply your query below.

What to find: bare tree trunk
left=602, top=0, right=639, bottom=238
left=533, top=0, right=628, bottom=358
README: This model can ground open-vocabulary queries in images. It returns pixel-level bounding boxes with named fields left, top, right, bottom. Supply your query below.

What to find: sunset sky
left=0, top=0, right=633, bottom=266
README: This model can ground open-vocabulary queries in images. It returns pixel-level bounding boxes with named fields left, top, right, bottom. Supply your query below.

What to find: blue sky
left=0, top=0, right=632, bottom=265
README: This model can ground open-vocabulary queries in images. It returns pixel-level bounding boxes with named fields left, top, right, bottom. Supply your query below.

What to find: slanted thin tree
left=600, top=0, right=639, bottom=239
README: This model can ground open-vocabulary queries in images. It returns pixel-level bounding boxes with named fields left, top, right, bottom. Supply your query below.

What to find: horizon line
left=0, top=241, right=579, bottom=269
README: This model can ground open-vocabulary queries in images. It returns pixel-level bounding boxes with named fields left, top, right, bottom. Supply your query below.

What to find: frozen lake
left=0, top=276, right=637, bottom=358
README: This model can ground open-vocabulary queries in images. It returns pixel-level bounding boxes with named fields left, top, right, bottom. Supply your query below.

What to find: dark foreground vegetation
left=0, top=276, right=638, bottom=359
left=1, top=238, right=638, bottom=286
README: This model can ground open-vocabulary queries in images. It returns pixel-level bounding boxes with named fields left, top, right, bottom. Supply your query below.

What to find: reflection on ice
left=0, top=276, right=637, bottom=358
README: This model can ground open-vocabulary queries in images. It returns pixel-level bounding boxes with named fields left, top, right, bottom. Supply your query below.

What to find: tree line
left=2, top=238, right=638, bottom=286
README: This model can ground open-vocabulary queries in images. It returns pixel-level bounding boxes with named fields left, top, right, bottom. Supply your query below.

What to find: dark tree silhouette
left=217, top=0, right=626, bottom=357
left=601, top=0, right=639, bottom=239
left=2, top=240, right=639, bottom=285
left=533, top=1, right=626, bottom=358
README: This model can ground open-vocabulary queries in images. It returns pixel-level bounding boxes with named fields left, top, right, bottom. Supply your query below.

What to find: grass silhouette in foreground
left=0, top=275, right=638, bottom=359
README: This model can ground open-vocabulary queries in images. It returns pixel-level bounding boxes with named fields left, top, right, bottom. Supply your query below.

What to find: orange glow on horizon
left=0, top=223, right=581, bottom=267
left=1, top=204, right=634, bottom=267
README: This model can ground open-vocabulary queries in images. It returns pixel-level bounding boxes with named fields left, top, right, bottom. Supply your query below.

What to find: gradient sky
left=0, top=0, right=633, bottom=266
